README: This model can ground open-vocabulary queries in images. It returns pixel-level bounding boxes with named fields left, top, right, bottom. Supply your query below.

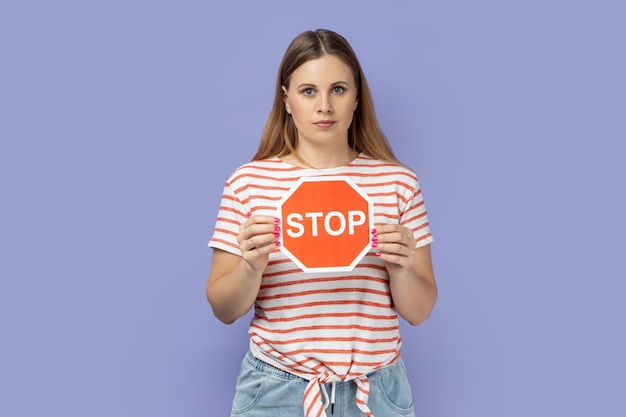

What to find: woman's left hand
left=371, top=224, right=437, bottom=325
left=371, top=224, right=416, bottom=273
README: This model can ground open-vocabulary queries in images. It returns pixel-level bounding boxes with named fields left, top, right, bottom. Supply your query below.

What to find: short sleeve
left=208, top=182, right=248, bottom=256
left=400, top=179, right=434, bottom=248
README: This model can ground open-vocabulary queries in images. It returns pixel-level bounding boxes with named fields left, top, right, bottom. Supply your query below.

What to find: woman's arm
left=206, top=216, right=280, bottom=324
left=373, top=225, right=437, bottom=326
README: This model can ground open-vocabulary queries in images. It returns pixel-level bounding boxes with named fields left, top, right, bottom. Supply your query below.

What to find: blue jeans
left=230, top=350, right=416, bottom=417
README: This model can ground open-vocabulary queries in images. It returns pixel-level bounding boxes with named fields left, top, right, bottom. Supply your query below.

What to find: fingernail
left=371, top=228, right=377, bottom=234
left=371, top=242, right=378, bottom=248
left=275, top=241, right=281, bottom=247
left=273, top=217, right=280, bottom=223
left=375, top=252, right=381, bottom=257
left=371, top=236, right=378, bottom=243
left=274, top=225, right=280, bottom=232
left=274, top=232, right=280, bottom=238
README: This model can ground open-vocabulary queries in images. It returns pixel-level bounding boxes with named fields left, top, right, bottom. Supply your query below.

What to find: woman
left=207, top=29, right=436, bottom=417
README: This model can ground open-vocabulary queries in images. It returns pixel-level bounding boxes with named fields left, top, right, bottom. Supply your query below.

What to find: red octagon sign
left=277, top=176, right=374, bottom=272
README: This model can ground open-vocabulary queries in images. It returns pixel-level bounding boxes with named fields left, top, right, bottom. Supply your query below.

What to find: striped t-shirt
left=209, top=153, right=433, bottom=417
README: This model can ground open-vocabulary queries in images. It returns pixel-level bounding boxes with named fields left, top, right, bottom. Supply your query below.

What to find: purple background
left=1, top=1, right=625, bottom=416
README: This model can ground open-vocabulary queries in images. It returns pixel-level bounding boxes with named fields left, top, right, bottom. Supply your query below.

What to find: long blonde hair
left=253, top=29, right=400, bottom=164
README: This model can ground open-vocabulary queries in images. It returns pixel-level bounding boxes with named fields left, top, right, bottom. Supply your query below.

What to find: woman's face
left=283, top=54, right=358, bottom=151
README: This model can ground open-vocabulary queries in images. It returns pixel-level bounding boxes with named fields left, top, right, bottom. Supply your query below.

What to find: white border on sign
left=276, top=175, right=375, bottom=273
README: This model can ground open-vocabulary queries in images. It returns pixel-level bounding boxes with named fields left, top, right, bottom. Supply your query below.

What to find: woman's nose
left=317, top=93, right=333, bottom=113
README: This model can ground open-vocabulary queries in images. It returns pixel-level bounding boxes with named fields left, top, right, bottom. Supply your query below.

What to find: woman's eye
left=302, top=88, right=315, bottom=95
left=332, top=86, right=344, bottom=94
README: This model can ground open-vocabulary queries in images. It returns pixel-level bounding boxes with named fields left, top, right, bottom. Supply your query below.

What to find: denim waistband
left=242, top=349, right=405, bottom=417
left=243, top=350, right=305, bottom=381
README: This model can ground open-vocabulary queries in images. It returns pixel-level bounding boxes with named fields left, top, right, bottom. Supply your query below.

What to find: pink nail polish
left=274, top=232, right=280, bottom=238
left=275, top=241, right=281, bottom=247
left=371, top=228, right=377, bottom=234
left=274, top=225, right=280, bottom=232
left=371, top=242, right=378, bottom=248
left=273, top=217, right=280, bottom=223
left=375, top=252, right=381, bottom=257
left=371, top=236, right=378, bottom=243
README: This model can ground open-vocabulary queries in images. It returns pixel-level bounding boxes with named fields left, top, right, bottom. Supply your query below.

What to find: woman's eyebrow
left=295, top=81, right=351, bottom=89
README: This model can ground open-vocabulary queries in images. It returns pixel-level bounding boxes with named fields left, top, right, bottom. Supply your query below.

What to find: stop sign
left=277, top=176, right=374, bottom=272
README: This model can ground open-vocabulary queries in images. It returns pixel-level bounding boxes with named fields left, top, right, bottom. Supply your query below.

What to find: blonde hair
left=253, top=29, right=400, bottom=164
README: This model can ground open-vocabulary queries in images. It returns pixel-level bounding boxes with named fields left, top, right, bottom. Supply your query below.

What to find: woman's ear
left=282, top=86, right=291, bottom=114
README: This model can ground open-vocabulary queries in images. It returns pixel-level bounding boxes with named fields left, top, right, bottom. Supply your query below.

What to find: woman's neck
left=283, top=146, right=359, bottom=169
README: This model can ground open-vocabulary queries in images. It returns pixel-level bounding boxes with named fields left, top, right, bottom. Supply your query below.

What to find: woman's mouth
left=314, top=120, right=336, bottom=129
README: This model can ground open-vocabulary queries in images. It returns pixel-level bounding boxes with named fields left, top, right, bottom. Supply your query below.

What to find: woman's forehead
left=289, top=55, right=355, bottom=86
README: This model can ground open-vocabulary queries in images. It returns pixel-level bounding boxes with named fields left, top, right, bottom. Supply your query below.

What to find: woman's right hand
left=237, top=215, right=281, bottom=272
